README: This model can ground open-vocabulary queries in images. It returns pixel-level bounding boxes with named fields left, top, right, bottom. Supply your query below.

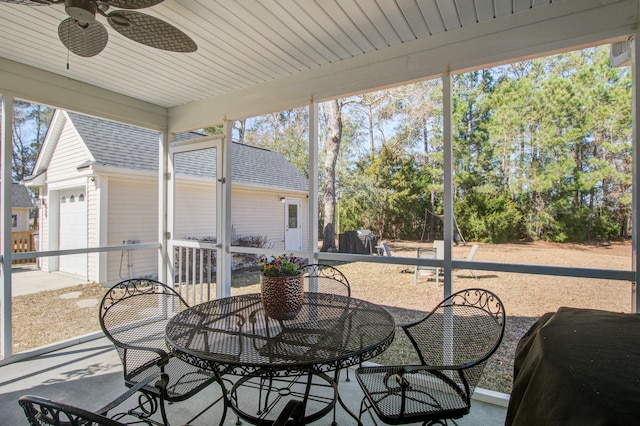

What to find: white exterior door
left=58, top=188, right=87, bottom=276
left=284, top=198, right=302, bottom=251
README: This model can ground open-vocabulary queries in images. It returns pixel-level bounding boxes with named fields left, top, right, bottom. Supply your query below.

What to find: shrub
left=456, top=193, right=524, bottom=243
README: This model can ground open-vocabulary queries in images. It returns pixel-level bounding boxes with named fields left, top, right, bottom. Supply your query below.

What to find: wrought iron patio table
left=165, top=292, right=395, bottom=425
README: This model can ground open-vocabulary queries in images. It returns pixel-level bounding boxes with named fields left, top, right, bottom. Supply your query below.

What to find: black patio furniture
left=301, top=263, right=353, bottom=377
left=301, top=263, right=351, bottom=296
left=99, top=278, right=220, bottom=426
left=273, top=400, right=305, bottom=426
left=20, top=374, right=304, bottom=426
left=506, top=307, right=640, bottom=426
left=355, top=288, right=505, bottom=425
left=254, top=263, right=353, bottom=424
left=165, top=292, right=396, bottom=426
left=339, top=230, right=378, bottom=255
left=19, top=373, right=167, bottom=426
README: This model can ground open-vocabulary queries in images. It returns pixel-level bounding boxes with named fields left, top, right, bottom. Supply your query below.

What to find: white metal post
left=158, top=131, right=169, bottom=284
left=443, top=67, right=454, bottom=298
left=218, top=118, right=232, bottom=299
left=1, top=95, right=13, bottom=359
left=308, top=98, right=319, bottom=264
left=442, top=70, right=455, bottom=365
left=632, top=33, right=639, bottom=313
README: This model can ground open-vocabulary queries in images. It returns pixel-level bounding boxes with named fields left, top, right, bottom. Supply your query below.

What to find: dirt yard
left=335, top=240, right=633, bottom=394
left=9, top=240, right=633, bottom=395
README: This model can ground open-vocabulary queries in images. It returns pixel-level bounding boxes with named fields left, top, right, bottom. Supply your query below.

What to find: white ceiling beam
left=169, top=0, right=637, bottom=132
left=0, top=58, right=167, bottom=131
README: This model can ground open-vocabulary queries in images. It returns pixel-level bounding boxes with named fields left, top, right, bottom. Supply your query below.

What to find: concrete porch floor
left=0, top=337, right=508, bottom=425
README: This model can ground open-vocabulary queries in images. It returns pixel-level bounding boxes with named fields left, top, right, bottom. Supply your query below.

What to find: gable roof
left=34, top=111, right=308, bottom=192
left=11, top=183, right=33, bottom=208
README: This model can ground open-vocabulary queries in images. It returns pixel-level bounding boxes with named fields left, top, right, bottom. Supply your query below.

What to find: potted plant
left=259, top=254, right=306, bottom=320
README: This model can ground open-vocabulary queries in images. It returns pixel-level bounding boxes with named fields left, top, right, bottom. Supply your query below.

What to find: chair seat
left=127, top=356, right=217, bottom=402
left=356, top=365, right=470, bottom=425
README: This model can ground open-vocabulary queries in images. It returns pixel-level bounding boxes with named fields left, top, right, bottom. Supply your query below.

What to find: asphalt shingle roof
left=12, top=183, right=33, bottom=208
left=67, top=112, right=308, bottom=192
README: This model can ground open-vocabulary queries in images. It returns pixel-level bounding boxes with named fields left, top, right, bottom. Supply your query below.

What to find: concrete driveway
left=10, top=264, right=89, bottom=297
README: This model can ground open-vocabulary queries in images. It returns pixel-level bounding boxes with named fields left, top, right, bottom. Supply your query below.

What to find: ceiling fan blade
left=107, top=10, right=197, bottom=53
left=100, top=0, right=164, bottom=9
left=0, top=0, right=52, bottom=5
left=58, top=18, right=108, bottom=57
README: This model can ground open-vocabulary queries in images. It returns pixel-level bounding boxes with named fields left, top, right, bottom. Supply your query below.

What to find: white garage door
left=59, top=188, right=87, bottom=277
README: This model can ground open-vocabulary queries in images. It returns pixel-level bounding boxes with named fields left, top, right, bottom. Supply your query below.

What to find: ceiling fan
left=0, top=0, right=197, bottom=57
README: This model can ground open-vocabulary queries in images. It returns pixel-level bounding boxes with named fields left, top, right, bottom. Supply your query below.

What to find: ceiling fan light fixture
left=65, top=0, right=96, bottom=22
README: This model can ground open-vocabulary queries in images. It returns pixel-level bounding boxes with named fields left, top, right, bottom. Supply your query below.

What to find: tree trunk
left=368, top=103, right=375, bottom=161
left=237, top=119, right=246, bottom=143
left=320, top=100, right=342, bottom=252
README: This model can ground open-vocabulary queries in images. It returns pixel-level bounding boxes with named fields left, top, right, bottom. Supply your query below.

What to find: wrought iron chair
left=273, top=399, right=305, bottom=426
left=21, top=376, right=301, bottom=426
left=19, top=373, right=167, bottom=426
left=356, top=288, right=506, bottom=426
left=301, top=263, right=354, bottom=382
left=99, top=278, right=220, bottom=426
left=301, top=263, right=351, bottom=297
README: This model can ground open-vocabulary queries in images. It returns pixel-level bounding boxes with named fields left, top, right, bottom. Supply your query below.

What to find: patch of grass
left=11, top=283, right=107, bottom=353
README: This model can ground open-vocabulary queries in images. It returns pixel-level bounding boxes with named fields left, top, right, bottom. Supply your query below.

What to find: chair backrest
left=467, top=244, right=480, bottom=261
left=414, top=247, right=439, bottom=285
left=415, top=247, right=438, bottom=276
left=19, top=395, right=125, bottom=426
left=301, top=264, right=350, bottom=297
left=433, top=240, right=444, bottom=260
left=99, top=278, right=189, bottom=380
left=402, top=288, right=505, bottom=391
left=381, top=241, right=392, bottom=257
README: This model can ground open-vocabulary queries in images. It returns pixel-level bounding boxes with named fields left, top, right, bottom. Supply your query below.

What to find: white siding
left=39, top=116, right=91, bottom=274
left=38, top=167, right=308, bottom=281
left=231, top=188, right=309, bottom=251
left=46, top=122, right=91, bottom=183
left=105, top=178, right=158, bottom=283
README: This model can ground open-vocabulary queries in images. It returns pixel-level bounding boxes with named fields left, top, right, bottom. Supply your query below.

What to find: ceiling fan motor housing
left=65, top=0, right=96, bottom=23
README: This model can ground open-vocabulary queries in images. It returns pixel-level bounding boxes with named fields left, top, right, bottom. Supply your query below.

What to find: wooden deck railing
left=12, top=231, right=36, bottom=264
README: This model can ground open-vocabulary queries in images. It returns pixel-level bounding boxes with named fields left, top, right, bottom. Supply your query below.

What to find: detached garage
left=24, top=110, right=309, bottom=284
